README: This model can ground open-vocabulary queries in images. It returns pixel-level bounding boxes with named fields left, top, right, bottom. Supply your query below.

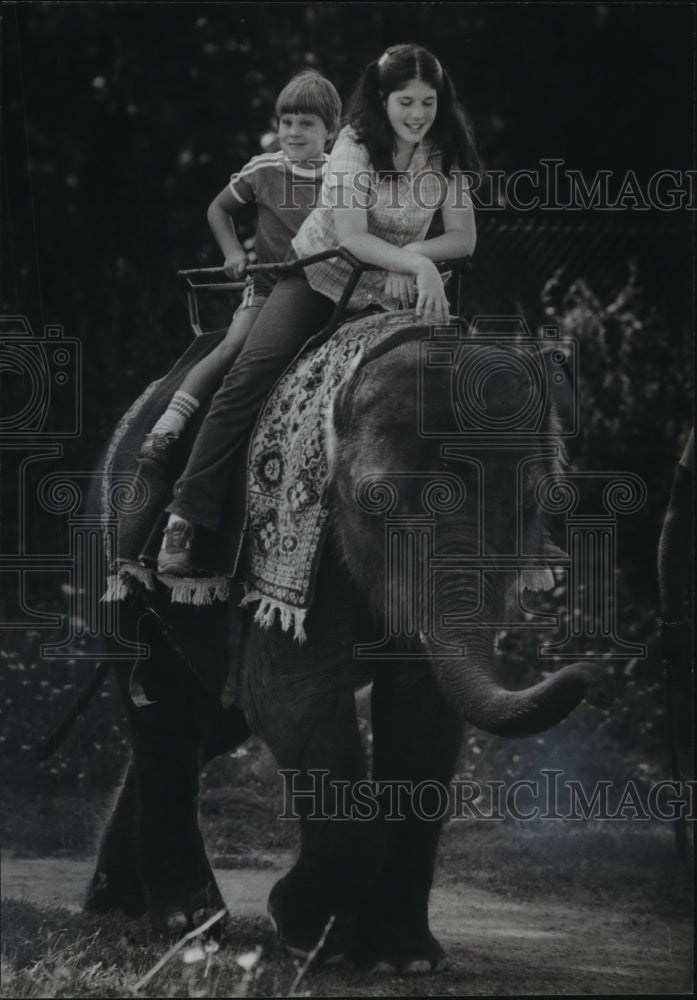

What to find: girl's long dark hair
left=344, top=44, right=480, bottom=177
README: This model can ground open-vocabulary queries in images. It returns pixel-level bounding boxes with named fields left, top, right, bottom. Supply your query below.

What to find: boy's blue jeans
left=168, top=273, right=334, bottom=530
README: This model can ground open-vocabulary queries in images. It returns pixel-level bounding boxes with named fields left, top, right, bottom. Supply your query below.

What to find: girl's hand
left=224, top=249, right=248, bottom=280
left=383, top=271, right=416, bottom=310
left=415, top=260, right=450, bottom=323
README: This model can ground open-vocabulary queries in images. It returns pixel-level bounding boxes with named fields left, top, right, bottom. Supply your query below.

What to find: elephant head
left=328, top=325, right=601, bottom=738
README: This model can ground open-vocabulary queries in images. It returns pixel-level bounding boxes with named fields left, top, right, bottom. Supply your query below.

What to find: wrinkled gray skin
left=87, top=328, right=603, bottom=973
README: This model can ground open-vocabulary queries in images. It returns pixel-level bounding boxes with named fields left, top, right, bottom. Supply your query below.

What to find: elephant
left=86, top=311, right=605, bottom=974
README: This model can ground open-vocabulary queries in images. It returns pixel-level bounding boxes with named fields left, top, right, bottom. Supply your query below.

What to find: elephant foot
left=371, top=955, right=441, bottom=975
left=85, top=865, right=147, bottom=918
left=353, top=922, right=445, bottom=975
left=267, top=872, right=354, bottom=967
left=148, top=877, right=229, bottom=938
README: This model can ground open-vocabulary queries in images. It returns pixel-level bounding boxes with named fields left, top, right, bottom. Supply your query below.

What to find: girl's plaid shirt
left=292, top=125, right=462, bottom=313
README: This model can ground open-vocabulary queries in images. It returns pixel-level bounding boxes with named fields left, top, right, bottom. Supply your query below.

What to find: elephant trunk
left=424, top=573, right=599, bottom=738
left=429, top=641, right=596, bottom=737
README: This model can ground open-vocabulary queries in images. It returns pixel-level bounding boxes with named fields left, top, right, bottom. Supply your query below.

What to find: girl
left=159, top=44, right=478, bottom=577
left=138, top=70, right=341, bottom=467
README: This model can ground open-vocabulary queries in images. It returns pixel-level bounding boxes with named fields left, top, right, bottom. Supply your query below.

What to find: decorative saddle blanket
left=240, top=309, right=418, bottom=639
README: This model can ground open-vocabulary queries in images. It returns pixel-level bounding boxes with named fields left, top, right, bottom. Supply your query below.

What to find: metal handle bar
left=177, top=247, right=373, bottom=284
left=178, top=249, right=469, bottom=284
left=177, top=250, right=469, bottom=336
left=177, top=249, right=373, bottom=337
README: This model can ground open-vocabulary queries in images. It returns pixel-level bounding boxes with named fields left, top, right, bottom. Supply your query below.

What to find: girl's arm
left=402, top=174, right=476, bottom=260
left=207, top=186, right=248, bottom=278
left=333, top=197, right=430, bottom=274
left=333, top=188, right=450, bottom=321
left=380, top=174, right=475, bottom=312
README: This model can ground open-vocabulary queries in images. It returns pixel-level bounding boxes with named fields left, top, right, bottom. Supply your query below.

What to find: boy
left=139, top=70, right=341, bottom=467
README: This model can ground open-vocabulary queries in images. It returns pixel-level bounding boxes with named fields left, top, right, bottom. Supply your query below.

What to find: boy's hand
left=223, top=249, right=248, bottom=280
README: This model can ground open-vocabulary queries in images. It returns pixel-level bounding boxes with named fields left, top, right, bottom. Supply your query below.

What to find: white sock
left=166, top=513, right=189, bottom=529
left=151, top=391, right=200, bottom=437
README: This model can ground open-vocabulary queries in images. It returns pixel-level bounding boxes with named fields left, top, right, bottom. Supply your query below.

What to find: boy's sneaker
left=139, top=431, right=178, bottom=468
left=158, top=519, right=193, bottom=575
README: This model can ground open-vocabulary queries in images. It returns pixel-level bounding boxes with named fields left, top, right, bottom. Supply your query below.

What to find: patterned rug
left=240, top=309, right=420, bottom=640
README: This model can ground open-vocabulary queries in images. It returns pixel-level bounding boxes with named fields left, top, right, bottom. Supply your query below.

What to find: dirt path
left=1, top=853, right=692, bottom=995
left=1, top=854, right=284, bottom=918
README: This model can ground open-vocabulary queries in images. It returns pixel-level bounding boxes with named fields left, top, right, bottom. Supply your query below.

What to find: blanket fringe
left=102, top=573, right=131, bottom=603
left=158, top=574, right=230, bottom=605
left=101, top=563, right=229, bottom=606
left=101, top=562, right=156, bottom=602
left=241, top=588, right=307, bottom=643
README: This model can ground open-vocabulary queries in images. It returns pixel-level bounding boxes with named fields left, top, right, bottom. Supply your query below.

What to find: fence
left=462, top=210, right=693, bottom=331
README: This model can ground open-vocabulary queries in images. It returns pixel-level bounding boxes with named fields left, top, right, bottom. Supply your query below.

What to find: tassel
left=292, top=609, right=307, bottom=644
left=172, top=580, right=195, bottom=604
left=242, top=588, right=307, bottom=643
left=159, top=574, right=230, bottom=605
left=260, top=600, right=277, bottom=628
left=101, top=573, right=131, bottom=603
left=101, top=562, right=155, bottom=602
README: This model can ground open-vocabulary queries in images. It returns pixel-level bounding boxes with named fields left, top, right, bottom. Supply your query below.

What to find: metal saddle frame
left=177, top=249, right=470, bottom=339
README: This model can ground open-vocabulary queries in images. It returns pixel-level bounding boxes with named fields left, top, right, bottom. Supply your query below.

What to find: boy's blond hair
left=275, top=70, right=341, bottom=136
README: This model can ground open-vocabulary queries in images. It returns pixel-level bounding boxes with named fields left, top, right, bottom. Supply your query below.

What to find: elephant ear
left=492, top=342, right=579, bottom=593
left=327, top=334, right=423, bottom=476
left=540, top=343, right=583, bottom=465
left=517, top=343, right=580, bottom=576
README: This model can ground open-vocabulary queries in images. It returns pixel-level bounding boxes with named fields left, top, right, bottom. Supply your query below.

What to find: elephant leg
left=354, top=661, right=464, bottom=973
left=241, top=624, right=383, bottom=963
left=85, top=757, right=147, bottom=916
left=125, top=657, right=222, bottom=934
left=87, top=648, right=249, bottom=929
left=105, top=629, right=246, bottom=934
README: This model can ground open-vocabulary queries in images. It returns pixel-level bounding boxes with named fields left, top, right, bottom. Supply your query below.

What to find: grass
left=0, top=899, right=287, bottom=998
left=2, top=815, right=693, bottom=998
